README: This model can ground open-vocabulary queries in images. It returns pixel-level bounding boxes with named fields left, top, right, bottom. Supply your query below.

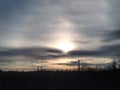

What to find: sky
left=0, top=0, right=120, bottom=71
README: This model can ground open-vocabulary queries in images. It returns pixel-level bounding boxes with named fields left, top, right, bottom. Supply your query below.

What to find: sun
left=56, top=40, right=75, bottom=53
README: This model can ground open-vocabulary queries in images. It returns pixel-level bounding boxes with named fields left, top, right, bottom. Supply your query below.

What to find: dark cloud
left=0, top=43, right=119, bottom=62
left=103, top=29, right=120, bottom=42
left=55, top=61, right=112, bottom=67
left=0, top=47, right=65, bottom=60
left=68, top=44, right=120, bottom=57
left=55, top=61, right=78, bottom=66
left=99, top=44, right=120, bottom=56
left=68, top=50, right=104, bottom=57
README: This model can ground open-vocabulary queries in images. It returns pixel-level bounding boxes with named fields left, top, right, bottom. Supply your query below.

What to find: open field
left=0, top=70, right=120, bottom=90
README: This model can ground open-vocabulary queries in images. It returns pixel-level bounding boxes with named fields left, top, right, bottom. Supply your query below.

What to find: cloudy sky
left=0, top=0, right=120, bottom=71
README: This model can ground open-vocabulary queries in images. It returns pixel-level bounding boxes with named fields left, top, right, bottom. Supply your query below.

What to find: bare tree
left=111, top=60, right=117, bottom=70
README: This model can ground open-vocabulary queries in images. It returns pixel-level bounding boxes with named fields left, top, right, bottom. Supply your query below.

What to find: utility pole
left=37, top=66, right=40, bottom=71
left=78, top=60, right=81, bottom=71
left=40, top=66, right=43, bottom=71
left=37, top=66, right=43, bottom=71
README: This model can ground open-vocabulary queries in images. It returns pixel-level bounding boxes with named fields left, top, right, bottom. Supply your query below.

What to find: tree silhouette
left=111, top=60, right=117, bottom=70
left=0, top=69, right=2, bottom=72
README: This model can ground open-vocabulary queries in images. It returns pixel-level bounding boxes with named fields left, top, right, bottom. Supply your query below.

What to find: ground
left=0, top=70, right=120, bottom=90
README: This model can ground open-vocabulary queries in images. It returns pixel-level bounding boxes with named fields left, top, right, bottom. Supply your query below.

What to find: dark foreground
left=0, top=70, right=120, bottom=90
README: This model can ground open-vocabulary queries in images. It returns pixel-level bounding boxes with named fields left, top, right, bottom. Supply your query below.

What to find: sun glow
left=51, top=17, right=76, bottom=53
left=56, top=40, right=75, bottom=53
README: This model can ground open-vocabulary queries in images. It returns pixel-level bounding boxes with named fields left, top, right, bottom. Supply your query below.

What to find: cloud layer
left=0, top=0, right=120, bottom=70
